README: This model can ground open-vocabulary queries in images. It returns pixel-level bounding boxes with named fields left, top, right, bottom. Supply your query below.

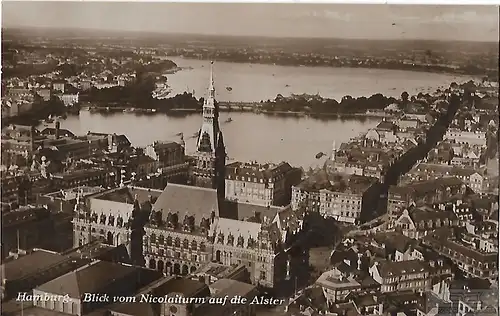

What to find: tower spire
left=208, top=61, right=215, bottom=99
left=193, top=60, right=226, bottom=189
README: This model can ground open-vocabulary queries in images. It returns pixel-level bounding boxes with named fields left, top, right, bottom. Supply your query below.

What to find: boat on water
left=315, top=152, right=325, bottom=159
left=226, top=87, right=232, bottom=92
left=175, top=132, right=183, bottom=136
left=285, top=84, right=290, bottom=87
left=225, top=117, right=233, bottom=123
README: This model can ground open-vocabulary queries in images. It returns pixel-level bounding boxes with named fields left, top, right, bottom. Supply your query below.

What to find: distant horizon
left=2, top=2, right=499, bottom=42
left=3, top=25, right=499, bottom=45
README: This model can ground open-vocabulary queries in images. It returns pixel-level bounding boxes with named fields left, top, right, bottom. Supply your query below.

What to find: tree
left=401, top=91, right=409, bottom=103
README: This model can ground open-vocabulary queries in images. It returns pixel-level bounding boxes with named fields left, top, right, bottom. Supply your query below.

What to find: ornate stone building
left=209, top=217, right=289, bottom=289
left=72, top=185, right=162, bottom=264
left=142, top=182, right=306, bottom=292
left=143, top=183, right=219, bottom=276
left=192, top=61, right=226, bottom=193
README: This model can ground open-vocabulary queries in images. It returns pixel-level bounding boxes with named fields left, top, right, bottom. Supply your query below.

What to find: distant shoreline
left=82, top=104, right=391, bottom=121
left=170, top=56, right=489, bottom=79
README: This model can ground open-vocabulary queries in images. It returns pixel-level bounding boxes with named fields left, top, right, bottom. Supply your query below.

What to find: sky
left=2, top=2, right=499, bottom=42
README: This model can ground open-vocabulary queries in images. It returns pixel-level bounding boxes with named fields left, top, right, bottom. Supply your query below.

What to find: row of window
left=147, top=235, right=206, bottom=251
left=148, top=248, right=204, bottom=262
left=228, top=176, right=279, bottom=183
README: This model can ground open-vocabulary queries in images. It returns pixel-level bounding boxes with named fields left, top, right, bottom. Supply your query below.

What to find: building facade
left=142, top=182, right=305, bottom=292
left=445, top=129, right=487, bottom=147
left=390, top=206, right=460, bottom=239
left=143, top=184, right=218, bottom=276
left=72, top=186, right=161, bottom=256
left=388, top=177, right=467, bottom=217
left=209, top=217, right=289, bottom=289
left=422, top=230, right=498, bottom=280
left=292, top=172, right=377, bottom=224
left=369, top=260, right=433, bottom=293
left=225, top=161, right=302, bottom=207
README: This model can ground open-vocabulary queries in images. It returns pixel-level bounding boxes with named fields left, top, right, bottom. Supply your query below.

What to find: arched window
left=183, top=239, right=189, bottom=249
left=166, top=236, right=173, bottom=246
left=191, top=240, right=198, bottom=251
left=158, top=235, right=164, bottom=244
left=150, top=233, right=157, bottom=243
left=149, top=259, right=157, bottom=270
left=175, top=237, right=181, bottom=247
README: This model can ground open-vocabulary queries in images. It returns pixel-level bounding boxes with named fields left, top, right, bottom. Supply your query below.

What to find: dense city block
left=1, top=4, right=499, bottom=316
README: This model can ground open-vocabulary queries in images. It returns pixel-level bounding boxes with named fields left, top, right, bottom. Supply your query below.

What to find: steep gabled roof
left=36, top=261, right=158, bottom=298
left=152, top=183, right=218, bottom=224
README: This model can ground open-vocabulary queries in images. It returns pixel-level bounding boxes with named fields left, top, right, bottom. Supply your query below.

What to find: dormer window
left=227, top=234, right=234, bottom=246
left=217, top=232, right=224, bottom=244
left=237, top=236, right=244, bottom=247
left=100, top=214, right=107, bottom=225
left=247, top=237, right=255, bottom=249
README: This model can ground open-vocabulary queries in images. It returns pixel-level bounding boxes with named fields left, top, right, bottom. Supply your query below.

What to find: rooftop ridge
left=226, top=199, right=287, bottom=210
left=163, top=182, right=217, bottom=192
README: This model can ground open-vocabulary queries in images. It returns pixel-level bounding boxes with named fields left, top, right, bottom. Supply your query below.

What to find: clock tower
left=192, top=62, right=226, bottom=197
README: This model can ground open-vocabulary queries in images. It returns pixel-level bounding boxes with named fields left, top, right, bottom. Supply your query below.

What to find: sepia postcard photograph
left=0, top=1, right=499, bottom=316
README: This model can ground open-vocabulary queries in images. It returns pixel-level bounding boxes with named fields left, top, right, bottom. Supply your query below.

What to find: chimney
left=55, top=120, right=61, bottom=139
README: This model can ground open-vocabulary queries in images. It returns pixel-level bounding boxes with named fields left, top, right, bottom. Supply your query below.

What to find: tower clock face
left=170, top=305, right=178, bottom=313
